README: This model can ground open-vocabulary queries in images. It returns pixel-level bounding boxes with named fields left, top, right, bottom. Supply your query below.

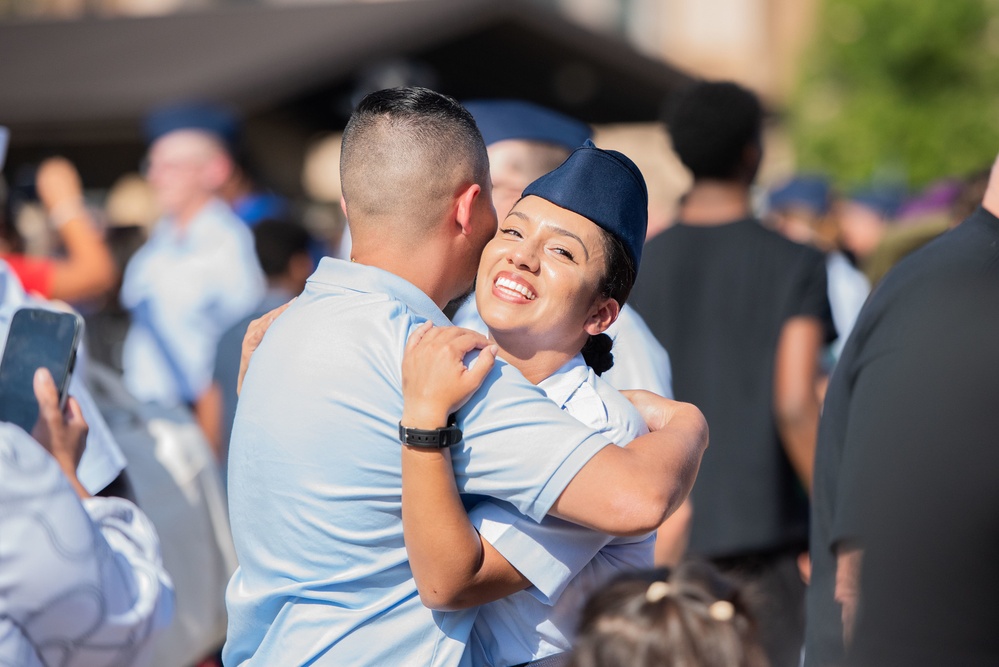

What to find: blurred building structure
left=0, top=0, right=823, bottom=221
left=0, top=0, right=689, bottom=190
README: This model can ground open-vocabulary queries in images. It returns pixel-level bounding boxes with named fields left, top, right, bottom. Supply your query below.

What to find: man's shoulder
left=744, top=218, right=825, bottom=264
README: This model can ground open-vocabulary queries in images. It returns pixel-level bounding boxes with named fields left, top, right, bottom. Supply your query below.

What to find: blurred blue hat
left=769, top=175, right=831, bottom=216
left=848, top=184, right=906, bottom=219
left=144, top=102, right=239, bottom=149
left=464, top=99, right=591, bottom=150
left=523, top=140, right=648, bottom=271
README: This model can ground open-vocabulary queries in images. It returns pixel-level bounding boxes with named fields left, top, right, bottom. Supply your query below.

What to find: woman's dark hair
left=570, top=562, right=769, bottom=667
left=581, top=230, right=636, bottom=376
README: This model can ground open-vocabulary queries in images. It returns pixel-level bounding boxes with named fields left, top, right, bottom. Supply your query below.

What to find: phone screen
left=0, top=308, right=82, bottom=432
left=0, top=125, right=8, bottom=172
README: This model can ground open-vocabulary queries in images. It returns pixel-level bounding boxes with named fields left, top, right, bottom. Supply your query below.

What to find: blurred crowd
left=1, top=77, right=996, bottom=667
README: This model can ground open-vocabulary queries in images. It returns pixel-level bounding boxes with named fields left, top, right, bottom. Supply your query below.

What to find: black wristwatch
left=398, top=414, right=463, bottom=449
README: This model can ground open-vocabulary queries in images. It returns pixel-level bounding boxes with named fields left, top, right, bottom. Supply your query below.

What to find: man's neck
left=350, top=243, right=456, bottom=310
left=678, top=180, right=752, bottom=226
left=172, top=195, right=214, bottom=230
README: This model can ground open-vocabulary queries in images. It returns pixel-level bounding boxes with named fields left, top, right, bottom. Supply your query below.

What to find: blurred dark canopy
left=0, top=0, right=690, bottom=189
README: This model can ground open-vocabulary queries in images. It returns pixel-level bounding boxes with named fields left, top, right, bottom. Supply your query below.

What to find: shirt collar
left=537, top=354, right=589, bottom=409
left=154, top=197, right=233, bottom=245
left=308, top=257, right=452, bottom=326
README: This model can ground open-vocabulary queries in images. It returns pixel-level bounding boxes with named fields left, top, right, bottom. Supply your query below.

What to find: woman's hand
left=621, top=389, right=689, bottom=433
left=401, top=323, right=497, bottom=428
left=36, top=157, right=86, bottom=222
left=237, top=299, right=294, bottom=395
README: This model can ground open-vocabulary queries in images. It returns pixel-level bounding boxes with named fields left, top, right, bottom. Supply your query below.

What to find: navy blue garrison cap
left=849, top=184, right=906, bottom=219
left=143, top=102, right=239, bottom=149
left=769, top=175, right=831, bottom=216
left=464, top=99, right=592, bottom=149
left=523, top=140, right=648, bottom=271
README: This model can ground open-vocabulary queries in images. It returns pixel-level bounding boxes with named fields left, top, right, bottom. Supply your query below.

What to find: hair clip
left=708, top=600, right=735, bottom=621
left=645, top=581, right=672, bottom=603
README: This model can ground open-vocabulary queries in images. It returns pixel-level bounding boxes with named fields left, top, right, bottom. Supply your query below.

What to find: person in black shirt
left=629, top=81, right=835, bottom=667
left=805, top=156, right=999, bottom=667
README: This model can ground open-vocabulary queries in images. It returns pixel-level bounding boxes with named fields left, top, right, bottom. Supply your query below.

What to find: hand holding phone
left=30, top=366, right=90, bottom=496
left=0, top=307, right=83, bottom=432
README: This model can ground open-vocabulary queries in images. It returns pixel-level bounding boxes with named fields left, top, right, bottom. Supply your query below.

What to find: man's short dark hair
left=252, top=219, right=311, bottom=278
left=340, top=87, right=490, bottom=228
left=665, top=81, right=763, bottom=182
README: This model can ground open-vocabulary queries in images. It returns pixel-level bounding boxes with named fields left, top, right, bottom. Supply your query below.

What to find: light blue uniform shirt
left=451, top=298, right=673, bottom=398
left=467, top=355, right=654, bottom=667
left=0, top=260, right=125, bottom=493
left=120, top=198, right=265, bottom=406
left=224, top=258, right=611, bottom=666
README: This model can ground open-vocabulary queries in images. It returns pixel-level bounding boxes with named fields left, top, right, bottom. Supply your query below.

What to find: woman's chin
left=479, top=311, right=529, bottom=339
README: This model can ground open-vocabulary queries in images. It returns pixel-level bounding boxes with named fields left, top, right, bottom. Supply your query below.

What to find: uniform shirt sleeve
left=70, top=371, right=128, bottom=495
left=466, top=368, right=649, bottom=603
left=789, top=249, right=838, bottom=344
left=470, top=502, right=617, bottom=605
left=451, top=356, right=612, bottom=523
left=0, top=423, right=174, bottom=666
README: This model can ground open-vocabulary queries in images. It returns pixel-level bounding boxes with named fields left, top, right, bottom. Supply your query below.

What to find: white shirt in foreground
left=0, top=422, right=174, bottom=667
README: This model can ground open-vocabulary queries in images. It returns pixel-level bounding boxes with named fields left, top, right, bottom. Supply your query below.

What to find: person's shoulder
left=745, top=218, right=825, bottom=261
left=641, top=224, right=687, bottom=255
left=198, top=202, right=256, bottom=247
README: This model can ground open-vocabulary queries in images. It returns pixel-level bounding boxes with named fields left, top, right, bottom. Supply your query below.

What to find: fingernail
left=34, top=367, right=49, bottom=384
left=488, top=345, right=499, bottom=356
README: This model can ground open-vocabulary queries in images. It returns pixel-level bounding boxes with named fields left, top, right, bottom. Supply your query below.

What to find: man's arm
left=835, top=545, right=863, bottom=648
left=773, top=316, right=825, bottom=494
left=654, top=498, right=692, bottom=568
left=196, top=381, right=225, bottom=459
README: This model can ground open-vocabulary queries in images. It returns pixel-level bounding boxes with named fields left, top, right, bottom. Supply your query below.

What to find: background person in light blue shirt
left=120, top=105, right=265, bottom=425
left=400, top=143, right=674, bottom=666
left=225, top=88, right=707, bottom=666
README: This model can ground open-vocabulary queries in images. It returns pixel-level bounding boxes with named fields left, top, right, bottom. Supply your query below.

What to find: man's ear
left=340, top=195, right=348, bottom=218
left=454, top=183, right=483, bottom=236
left=204, top=153, right=234, bottom=193
left=584, top=298, right=621, bottom=336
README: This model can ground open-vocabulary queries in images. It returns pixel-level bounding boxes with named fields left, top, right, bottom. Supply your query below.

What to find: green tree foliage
left=790, top=0, right=999, bottom=188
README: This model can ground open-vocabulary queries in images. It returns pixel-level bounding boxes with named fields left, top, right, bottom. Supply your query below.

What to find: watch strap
left=398, top=415, right=462, bottom=449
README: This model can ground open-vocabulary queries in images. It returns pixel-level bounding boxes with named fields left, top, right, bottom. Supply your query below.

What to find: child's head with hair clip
left=570, top=561, right=770, bottom=667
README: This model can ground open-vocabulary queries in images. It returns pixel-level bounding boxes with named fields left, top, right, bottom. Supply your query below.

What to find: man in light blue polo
left=224, top=88, right=707, bottom=666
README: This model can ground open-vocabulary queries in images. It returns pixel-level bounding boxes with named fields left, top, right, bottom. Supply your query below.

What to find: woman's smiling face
left=475, top=195, right=617, bottom=357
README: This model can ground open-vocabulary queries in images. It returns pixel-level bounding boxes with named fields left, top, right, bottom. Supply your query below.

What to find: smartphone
left=0, top=307, right=83, bottom=432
